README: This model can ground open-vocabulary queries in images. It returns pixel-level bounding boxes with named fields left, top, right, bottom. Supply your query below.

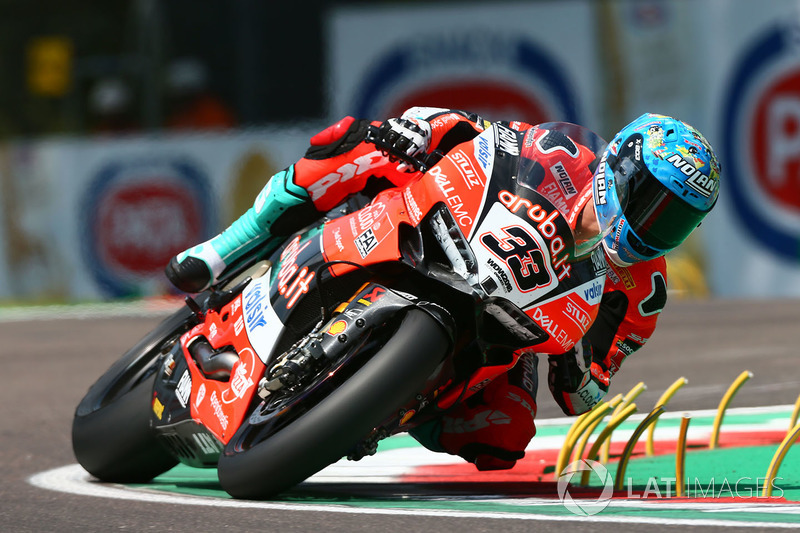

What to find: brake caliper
left=257, top=332, right=326, bottom=398
left=256, top=283, right=419, bottom=399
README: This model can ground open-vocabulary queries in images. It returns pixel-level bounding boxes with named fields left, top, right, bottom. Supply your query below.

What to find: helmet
left=592, top=113, right=721, bottom=266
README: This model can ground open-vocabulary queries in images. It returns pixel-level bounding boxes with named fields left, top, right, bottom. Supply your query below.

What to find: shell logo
left=327, top=320, right=348, bottom=336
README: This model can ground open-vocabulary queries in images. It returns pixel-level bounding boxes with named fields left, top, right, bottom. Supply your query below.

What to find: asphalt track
left=2, top=297, right=799, bottom=532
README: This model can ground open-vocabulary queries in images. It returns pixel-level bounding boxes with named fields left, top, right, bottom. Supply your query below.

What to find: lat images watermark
left=623, top=476, right=785, bottom=500
left=557, top=460, right=614, bottom=516
left=557, top=459, right=786, bottom=516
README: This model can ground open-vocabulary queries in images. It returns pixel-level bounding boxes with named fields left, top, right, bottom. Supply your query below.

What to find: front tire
left=218, top=309, right=449, bottom=499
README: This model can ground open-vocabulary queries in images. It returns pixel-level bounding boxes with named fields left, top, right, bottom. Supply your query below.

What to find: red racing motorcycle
left=72, top=121, right=609, bottom=499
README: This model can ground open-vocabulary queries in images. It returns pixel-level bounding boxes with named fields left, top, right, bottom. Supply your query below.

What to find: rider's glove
left=375, top=117, right=431, bottom=172
left=548, top=338, right=609, bottom=416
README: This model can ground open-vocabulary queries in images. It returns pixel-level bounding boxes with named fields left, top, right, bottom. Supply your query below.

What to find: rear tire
left=218, top=309, right=449, bottom=499
left=72, top=307, right=194, bottom=482
left=72, top=374, right=177, bottom=482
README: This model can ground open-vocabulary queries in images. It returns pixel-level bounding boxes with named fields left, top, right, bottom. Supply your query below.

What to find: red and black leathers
left=234, top=108, right=669, bottom=470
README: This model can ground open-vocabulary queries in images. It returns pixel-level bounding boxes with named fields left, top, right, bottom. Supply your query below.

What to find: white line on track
left=28, top=464, right=800, bottom=528
left=0, top=300, right=181, bottom=322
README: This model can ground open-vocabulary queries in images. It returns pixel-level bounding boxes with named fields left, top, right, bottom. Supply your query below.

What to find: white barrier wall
left=701, top=0, right=800, bottom=297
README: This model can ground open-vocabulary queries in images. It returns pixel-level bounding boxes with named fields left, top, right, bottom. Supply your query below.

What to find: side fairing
left=237, top=228, right=329, bottom=366
left=240, top=276, right=284, bottom=365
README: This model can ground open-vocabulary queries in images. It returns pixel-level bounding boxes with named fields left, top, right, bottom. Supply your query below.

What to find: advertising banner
left=328, top=2, right=600, bottom=131
left=704, top=0, right=800, bottom=297
left=329, top=0, right=800, bottom=299
left=0, top=129, right=316, bottom=301
left=4, top=1, right=800, bottom=301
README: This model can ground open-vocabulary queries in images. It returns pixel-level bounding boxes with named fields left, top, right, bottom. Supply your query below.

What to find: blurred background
left=0, top=0, right=798, bottom=302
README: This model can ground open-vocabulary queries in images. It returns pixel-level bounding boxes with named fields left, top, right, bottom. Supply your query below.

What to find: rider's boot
left=165, top=166, right=318, bottom=293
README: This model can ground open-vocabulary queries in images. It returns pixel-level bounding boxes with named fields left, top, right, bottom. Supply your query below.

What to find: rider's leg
left=165, top=166, right=317, bottom=293
left=410, top=353, right=539, bottom=471
left=166, top=117, right=396, bottom=293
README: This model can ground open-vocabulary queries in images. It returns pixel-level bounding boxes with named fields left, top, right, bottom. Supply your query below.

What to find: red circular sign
left=95, top=180, right=203, bottom=275
left=753, top=69, right=800, bottom=211
left=387, top=81, right=550, bottom=125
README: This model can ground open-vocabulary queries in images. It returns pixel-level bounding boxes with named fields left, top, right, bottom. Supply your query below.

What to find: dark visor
left=611, top=145, right=708, bottom=251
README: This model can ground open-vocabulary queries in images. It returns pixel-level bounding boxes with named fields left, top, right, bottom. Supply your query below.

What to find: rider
left=166, top=108, right=720, bottom=471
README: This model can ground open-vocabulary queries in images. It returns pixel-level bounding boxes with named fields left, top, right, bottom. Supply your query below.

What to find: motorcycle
left=72, top=120, right=610, bottom=499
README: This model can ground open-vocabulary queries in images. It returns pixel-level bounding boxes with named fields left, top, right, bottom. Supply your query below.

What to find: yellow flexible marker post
left=571, top=394, right=623, bottom=464
left=556, top=410, right=592, bottom=480
left=763, top=422, right=800, bottom=497
left=675, top=414, right=691, bottom=497
left=645, top=377, right=688, bottom=456
left=709, top=371, right=753, bottom=449
left=601, top=383, right=646, bottom=463
left=614, top=406, right=666, bottom=491
left=580, top=404, right=638, bottom=486
left=555, top=401, right=610, bottom=478
left=788, top=393, right=800, bottom=434
left=564, top=410, right=590, bottom=443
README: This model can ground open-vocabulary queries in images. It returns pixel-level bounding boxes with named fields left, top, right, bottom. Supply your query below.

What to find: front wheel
left=218, top=309, right=449, bottom=499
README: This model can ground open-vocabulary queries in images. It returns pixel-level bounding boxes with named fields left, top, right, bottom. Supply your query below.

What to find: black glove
left=369, top=117, right=432, bottom=171
left=548, top=338, right=609, bottom=415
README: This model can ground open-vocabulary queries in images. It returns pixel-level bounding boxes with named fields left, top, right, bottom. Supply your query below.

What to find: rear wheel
left=71, top=307, right=194, bottom=482
left=218, top=309, right=449, bottom=499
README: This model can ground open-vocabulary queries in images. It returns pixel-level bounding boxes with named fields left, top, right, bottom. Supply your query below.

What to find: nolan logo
left=551, top=162, right=577, bottom=198
left=666, top=153, right=716, bottom=198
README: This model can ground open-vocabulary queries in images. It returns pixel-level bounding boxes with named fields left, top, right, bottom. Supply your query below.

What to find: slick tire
left=72, top=373, right=176, bottom=483
left=72, top=307, right=195, bottom=483
left=218, top=309, right=449, bottom=499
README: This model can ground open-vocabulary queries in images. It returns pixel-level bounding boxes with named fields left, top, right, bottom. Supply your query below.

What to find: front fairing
left=412, top=123, right=609, bottom=353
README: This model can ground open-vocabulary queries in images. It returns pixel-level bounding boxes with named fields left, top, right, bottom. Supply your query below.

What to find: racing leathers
left=165, top=107, right=668, bottom=471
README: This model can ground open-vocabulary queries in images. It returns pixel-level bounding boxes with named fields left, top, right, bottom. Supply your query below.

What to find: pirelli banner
left=329, top=0, right=800, bottom=298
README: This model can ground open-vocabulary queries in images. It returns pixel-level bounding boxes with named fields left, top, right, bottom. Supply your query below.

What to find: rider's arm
left=547, top=338, right=609, bottom=416
left=547, top=257, right=668, bottom=415
left=293, top=108, right=488, bottom=212
left=586, top=257, right=668, bottom=378
left=293, top=117, right=410, bottom=211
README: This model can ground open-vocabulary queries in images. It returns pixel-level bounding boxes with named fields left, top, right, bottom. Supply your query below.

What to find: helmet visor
left=611, top=150, right=708, bottom=251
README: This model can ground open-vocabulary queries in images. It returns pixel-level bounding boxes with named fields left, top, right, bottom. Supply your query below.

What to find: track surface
left=3, top=298, right=799, bottom=532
